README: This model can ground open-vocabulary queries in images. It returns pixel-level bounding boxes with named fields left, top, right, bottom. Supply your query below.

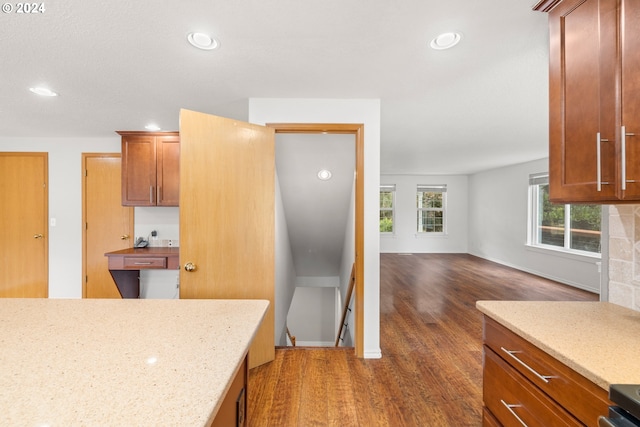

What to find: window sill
left=525, top=244, right=601, bottom=263
left=414, top=233, right=448, bottom=239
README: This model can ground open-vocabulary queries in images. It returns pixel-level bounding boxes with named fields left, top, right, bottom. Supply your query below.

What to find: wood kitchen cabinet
left=118, top=131, right=180, bottom=206
left=535, top=0, right=640, bottom=203
left=482, top=316, right=611, bottom=427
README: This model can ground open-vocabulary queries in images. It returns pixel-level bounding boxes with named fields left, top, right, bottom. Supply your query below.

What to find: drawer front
left=482, top=407, right=501, bottom=427
left=484, top=317, right=610, bottom=426
left=483, top=346, right=581, bottom=427
left=123, top=257, right=167, bottom=269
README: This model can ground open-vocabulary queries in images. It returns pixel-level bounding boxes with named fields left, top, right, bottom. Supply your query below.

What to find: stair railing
left=335, top=263, right=356, bottom=346
left=286, top=326, right=296, bottom=347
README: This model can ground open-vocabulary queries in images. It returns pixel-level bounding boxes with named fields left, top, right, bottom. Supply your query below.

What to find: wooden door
left=620, top=0, right=640, bottom=199
left=157, top=135, right=180, bottom=206
left=547, top=0, right=618, bottom=203
left=83, top=154, right=134, bottom=298
left=179, top=109, right=275, bottom=368
left=0, top=153, right=48, bottom=297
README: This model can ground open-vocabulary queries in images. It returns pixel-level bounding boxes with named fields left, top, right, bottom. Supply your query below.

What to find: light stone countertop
left=476, top=300, right=640, bottom=390
left=0, top=298, right=269, bottom=426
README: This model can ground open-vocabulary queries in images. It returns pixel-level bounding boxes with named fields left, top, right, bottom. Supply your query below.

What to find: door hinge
left=85, top=275, right=88, bottom=283
left=85, top=222, right=88, bottom=230
left=84, top=169, right=88, bottom=177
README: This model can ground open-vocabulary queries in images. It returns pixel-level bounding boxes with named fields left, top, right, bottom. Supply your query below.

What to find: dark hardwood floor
left=248, top=253, right=598, bottom=426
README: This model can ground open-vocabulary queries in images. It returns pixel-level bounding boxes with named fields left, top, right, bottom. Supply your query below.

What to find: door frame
left=267, top=123, right=365, bottom=357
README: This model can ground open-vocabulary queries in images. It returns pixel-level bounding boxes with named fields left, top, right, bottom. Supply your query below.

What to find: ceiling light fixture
left=29, top=87, right=58, bottom=97
left=187, top=32, right=220, bottom=50
left=145, top=124, right=161, bottom=131
left=429, top=32, right=463, bottom=50
left=317, top=169, right=332, bottom=181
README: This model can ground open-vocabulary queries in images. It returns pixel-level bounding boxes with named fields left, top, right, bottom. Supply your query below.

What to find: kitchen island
left=477, top=301, right=640, bottom=426
left=0, top=298, right=269, bottom=426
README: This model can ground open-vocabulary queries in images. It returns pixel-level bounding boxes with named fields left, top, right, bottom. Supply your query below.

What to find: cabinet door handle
left=597, top=133, right=610, bottom=191
left=149, top=185, right=154, bottom=203
left=500, top=400, right=528, bottom=427
left=500, top=347, right=557, bottom=383
left=622, top=126, right=627, bottom=191
left=597, top=133, right=602, bottom=191
left=622, top=126, right=635, bottom=191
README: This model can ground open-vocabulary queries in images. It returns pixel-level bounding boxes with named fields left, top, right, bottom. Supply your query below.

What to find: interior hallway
left=247, top=253, right=598, bottom=426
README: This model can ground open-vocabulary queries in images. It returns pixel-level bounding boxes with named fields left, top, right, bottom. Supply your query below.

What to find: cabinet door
left=121, top=135, right=156, bottom=206
left=156, top=135, right=180, bottom=206
left=620, top=0, right=640, bottom=199
left=548, top=0, right=618, bottom=203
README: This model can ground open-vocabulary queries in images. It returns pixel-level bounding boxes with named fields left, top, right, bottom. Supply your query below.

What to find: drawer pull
left=134, top=262, right=153, bottom=265
left=500, top=400, right=528, bottom=427
left=500, top=347, right=557, bottom=383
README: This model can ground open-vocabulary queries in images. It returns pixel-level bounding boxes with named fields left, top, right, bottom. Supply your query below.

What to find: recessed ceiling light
left=429, top=32, right=463, bottom=50
left=145, top=124, right=161, bottom=131
left=187, top=32, right=220, bottom=50
left=29, top=87, right=58, bottom=97
left=317, top=169, right=332, bottom=181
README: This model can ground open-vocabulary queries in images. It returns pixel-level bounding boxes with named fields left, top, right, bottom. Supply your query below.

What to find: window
left=380, top=185, right=395, bottom=233
left=529, top=173, right=601, bottom=255
left=417, top=185, right=446, bottom=233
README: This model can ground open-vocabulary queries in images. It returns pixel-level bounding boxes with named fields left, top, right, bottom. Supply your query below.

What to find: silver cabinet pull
left=500, top=347, right=557, bottom=383
left=149, top=185, right=154, bottom=203
left=622, top=126, right=627, bottom=191
left=501, top=400, right=528, bottom=427
left=597, top=133, right=610, bottom=191
left=597, top=133, right=602, bottom=191
left=622, top=126, right=635, bottom=191
left=134, top=262, right=153, bottom=265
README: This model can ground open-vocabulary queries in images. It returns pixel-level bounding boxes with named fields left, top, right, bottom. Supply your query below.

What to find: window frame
left=416, top=184, right=447, bottom=235
left=527, top=173, right=601, bottom=258
left=380, top=184, right=396, bottom=234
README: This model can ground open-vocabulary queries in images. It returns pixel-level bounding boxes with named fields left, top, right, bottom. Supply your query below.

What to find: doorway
left=268, top=123, right=365, bottom=357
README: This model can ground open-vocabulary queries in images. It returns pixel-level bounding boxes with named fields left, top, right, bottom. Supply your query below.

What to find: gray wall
left=380, top=174, right=468, bottom=253
left=467, top=158, right=601, bottom=293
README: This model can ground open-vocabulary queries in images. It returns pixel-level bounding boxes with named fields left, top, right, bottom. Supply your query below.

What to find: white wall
left=380, top=174, right=468, bottom=253
left=136, top=207, right=180, bottom=299
left=0, top=137, right=181, bottom=298
left=468, top=158, right=601, bottom=293
left=287, top=286, right=336, bottom=346
left=274, top=173, right=297, bottom=345
left=0, top=137, right=120, bottom=297
left=249, top=98, right=382, bottom=358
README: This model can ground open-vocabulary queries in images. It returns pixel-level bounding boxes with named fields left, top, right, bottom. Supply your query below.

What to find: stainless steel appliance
left=599, top=385, right=640, bottom=426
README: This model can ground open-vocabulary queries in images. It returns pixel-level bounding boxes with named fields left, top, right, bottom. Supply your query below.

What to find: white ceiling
left=2, top=0, right=551, bottom=278
left=1, top=0, right=550, bottom=175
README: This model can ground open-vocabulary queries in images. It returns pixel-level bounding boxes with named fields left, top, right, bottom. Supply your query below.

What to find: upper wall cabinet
left=117, top=131, right=180, bottom=207
left=535, top=0, right=640, bottom=203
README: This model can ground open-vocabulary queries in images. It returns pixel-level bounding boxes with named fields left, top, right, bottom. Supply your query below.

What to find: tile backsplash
left=608, top=205, right=640, bottom=310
